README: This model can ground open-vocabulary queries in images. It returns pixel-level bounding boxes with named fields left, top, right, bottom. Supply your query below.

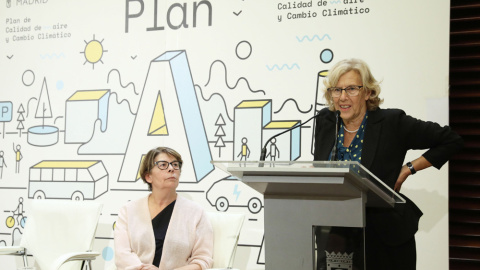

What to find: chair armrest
left=0, top=246, right=25, bottom=255
left=52, top=251, right=101, bottom=270
left=106, top=263, right=117, bottom=270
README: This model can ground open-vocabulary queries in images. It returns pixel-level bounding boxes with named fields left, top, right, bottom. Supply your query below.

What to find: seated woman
left=114, top=147, right=213, bottom=270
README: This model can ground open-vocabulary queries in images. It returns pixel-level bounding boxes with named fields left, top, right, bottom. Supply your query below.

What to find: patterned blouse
left=331, top=112, right=368, bottom=162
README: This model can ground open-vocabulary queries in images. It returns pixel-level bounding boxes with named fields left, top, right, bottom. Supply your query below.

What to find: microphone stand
left=330, top=110, right=341, bottom=161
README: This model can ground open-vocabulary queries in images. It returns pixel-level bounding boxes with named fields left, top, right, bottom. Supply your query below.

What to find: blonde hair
left=323, top=58, right=383, bottom=111
left=139, top=147, right=183, bottom=191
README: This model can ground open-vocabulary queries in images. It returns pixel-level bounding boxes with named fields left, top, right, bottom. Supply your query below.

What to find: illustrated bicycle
left=5, top=210, right=27, bottom=229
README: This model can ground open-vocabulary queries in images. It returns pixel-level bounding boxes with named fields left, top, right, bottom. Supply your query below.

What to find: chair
left=206, top=211, right=245, bottom=270
left=0, top=199, right=103, bottom=270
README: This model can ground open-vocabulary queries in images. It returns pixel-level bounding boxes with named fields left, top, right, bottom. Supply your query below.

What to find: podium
left=212, top=161, right=405, bottom=270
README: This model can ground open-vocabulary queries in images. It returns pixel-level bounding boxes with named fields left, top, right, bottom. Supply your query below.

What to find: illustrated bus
left=28, top=160, right=108, bottom=200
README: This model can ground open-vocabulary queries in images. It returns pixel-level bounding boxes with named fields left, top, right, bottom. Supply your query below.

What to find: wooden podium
left=212, top=161, right=405, bottom=270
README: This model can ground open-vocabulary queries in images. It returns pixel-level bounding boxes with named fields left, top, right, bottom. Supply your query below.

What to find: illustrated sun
left=80, top=35, right=108, bottom=69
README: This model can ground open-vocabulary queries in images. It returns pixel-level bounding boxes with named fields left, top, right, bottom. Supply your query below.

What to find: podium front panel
left=263, top=194, right=366, bottom=269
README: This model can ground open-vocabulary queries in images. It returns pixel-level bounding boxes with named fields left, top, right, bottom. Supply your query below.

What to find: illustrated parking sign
left=0, top=102, right=13, bottom=122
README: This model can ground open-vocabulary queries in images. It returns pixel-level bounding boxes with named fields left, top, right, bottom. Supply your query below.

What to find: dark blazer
left=313, top=107, right=463, bottom=245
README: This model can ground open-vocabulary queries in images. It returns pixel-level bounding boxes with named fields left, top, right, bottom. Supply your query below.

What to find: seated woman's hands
left=126, top=264, right=159, bottom=270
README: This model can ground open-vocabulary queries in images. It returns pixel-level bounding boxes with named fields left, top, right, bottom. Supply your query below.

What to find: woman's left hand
left=138, top=264, right=159, bottom=270
left=394, top=156, right=433, bottom=192
left=394, top=165, right=411, bottom=192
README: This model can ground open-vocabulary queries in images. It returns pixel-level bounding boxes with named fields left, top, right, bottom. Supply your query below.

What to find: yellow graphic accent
left=319, top=70, right=329, bottom=77
left=6, top=216, right=15, bottom=228
left=136, top=155, right=146, bottom=180
left=80, top=35, right=108, bottom=69
left=85, top=41, right=103, bottom=63
left=264, top=121, right=299, bottom=129
left=68, top=90, right=109, bottom=101
left=237, top=100, right=270, bottom=108
left=148, top=92, right=168, bottom=135
left=33, top=161, right=97, bottom=168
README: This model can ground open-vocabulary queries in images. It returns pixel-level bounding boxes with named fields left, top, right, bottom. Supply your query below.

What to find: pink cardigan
left=114, top=195, right=214, bottom=270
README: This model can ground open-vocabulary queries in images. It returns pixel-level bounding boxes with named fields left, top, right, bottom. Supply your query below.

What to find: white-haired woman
left=314, top=58, right=462, bottom=269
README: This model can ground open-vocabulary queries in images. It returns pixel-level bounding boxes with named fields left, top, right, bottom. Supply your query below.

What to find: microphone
left=260, top=111, right=323, bottom=162
left=330, top=110, right=341, bottom=161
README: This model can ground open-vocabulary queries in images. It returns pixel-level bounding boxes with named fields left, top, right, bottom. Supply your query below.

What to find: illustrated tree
left=35, top=78, right=53, bottom=128
left=214, top=114, right=226, bottom=157
left=16, top=104, right=25, bottom=137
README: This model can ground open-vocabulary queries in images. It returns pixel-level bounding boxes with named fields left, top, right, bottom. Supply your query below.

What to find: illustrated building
left=262, top=120, right=301, bottom=161
left=233, top=99, right=301, bottom=161
left=65, top=90, right=110, bottom=143
left=233, top=100, right=272, bottom=161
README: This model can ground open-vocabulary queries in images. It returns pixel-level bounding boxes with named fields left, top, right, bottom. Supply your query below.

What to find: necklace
left=343, top=126, right=359, bottom=133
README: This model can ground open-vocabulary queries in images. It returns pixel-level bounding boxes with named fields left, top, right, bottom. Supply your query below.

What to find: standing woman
left=114, top=147, right=213, bottom=270
left=313, top=58, right=462, bottom=269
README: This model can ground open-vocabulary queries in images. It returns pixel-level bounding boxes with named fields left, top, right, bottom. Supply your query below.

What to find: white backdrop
left=0, top=1, right=450, bottom=269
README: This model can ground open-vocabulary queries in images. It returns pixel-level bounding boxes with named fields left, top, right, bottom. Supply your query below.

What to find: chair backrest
left=20, top=199, right=103, bottom=270
left=206, top=211, right=245, bottom=269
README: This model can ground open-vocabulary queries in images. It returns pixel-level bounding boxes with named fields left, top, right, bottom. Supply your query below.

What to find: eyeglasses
left=327, top=85, right=363, bottom=98
left=154, top=161, right=182, bottom=170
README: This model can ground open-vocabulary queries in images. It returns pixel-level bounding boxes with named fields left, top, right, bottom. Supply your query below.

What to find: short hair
left=323, top=58, right=383, bottom=111
left=139, top=147, right=183, bottom=191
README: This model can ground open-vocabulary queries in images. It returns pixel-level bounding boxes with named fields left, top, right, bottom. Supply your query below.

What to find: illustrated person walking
left=266, top=138, right=280, bottom=161
left=237, top=137, right=251, bottom=161
left=13, top=143, right=22, bottom=174
left=0, top=151, right=6, bottom=178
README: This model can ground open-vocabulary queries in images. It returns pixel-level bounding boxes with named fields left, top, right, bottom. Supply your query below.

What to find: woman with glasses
left=313, top=58, right=462, bottom=270
left=114, top=147, right=213, bottom=270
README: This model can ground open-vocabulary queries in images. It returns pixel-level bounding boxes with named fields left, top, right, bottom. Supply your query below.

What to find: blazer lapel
left=316, top=111, right=337, bottom=160
left=361, top=109, right=383, bottom=169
